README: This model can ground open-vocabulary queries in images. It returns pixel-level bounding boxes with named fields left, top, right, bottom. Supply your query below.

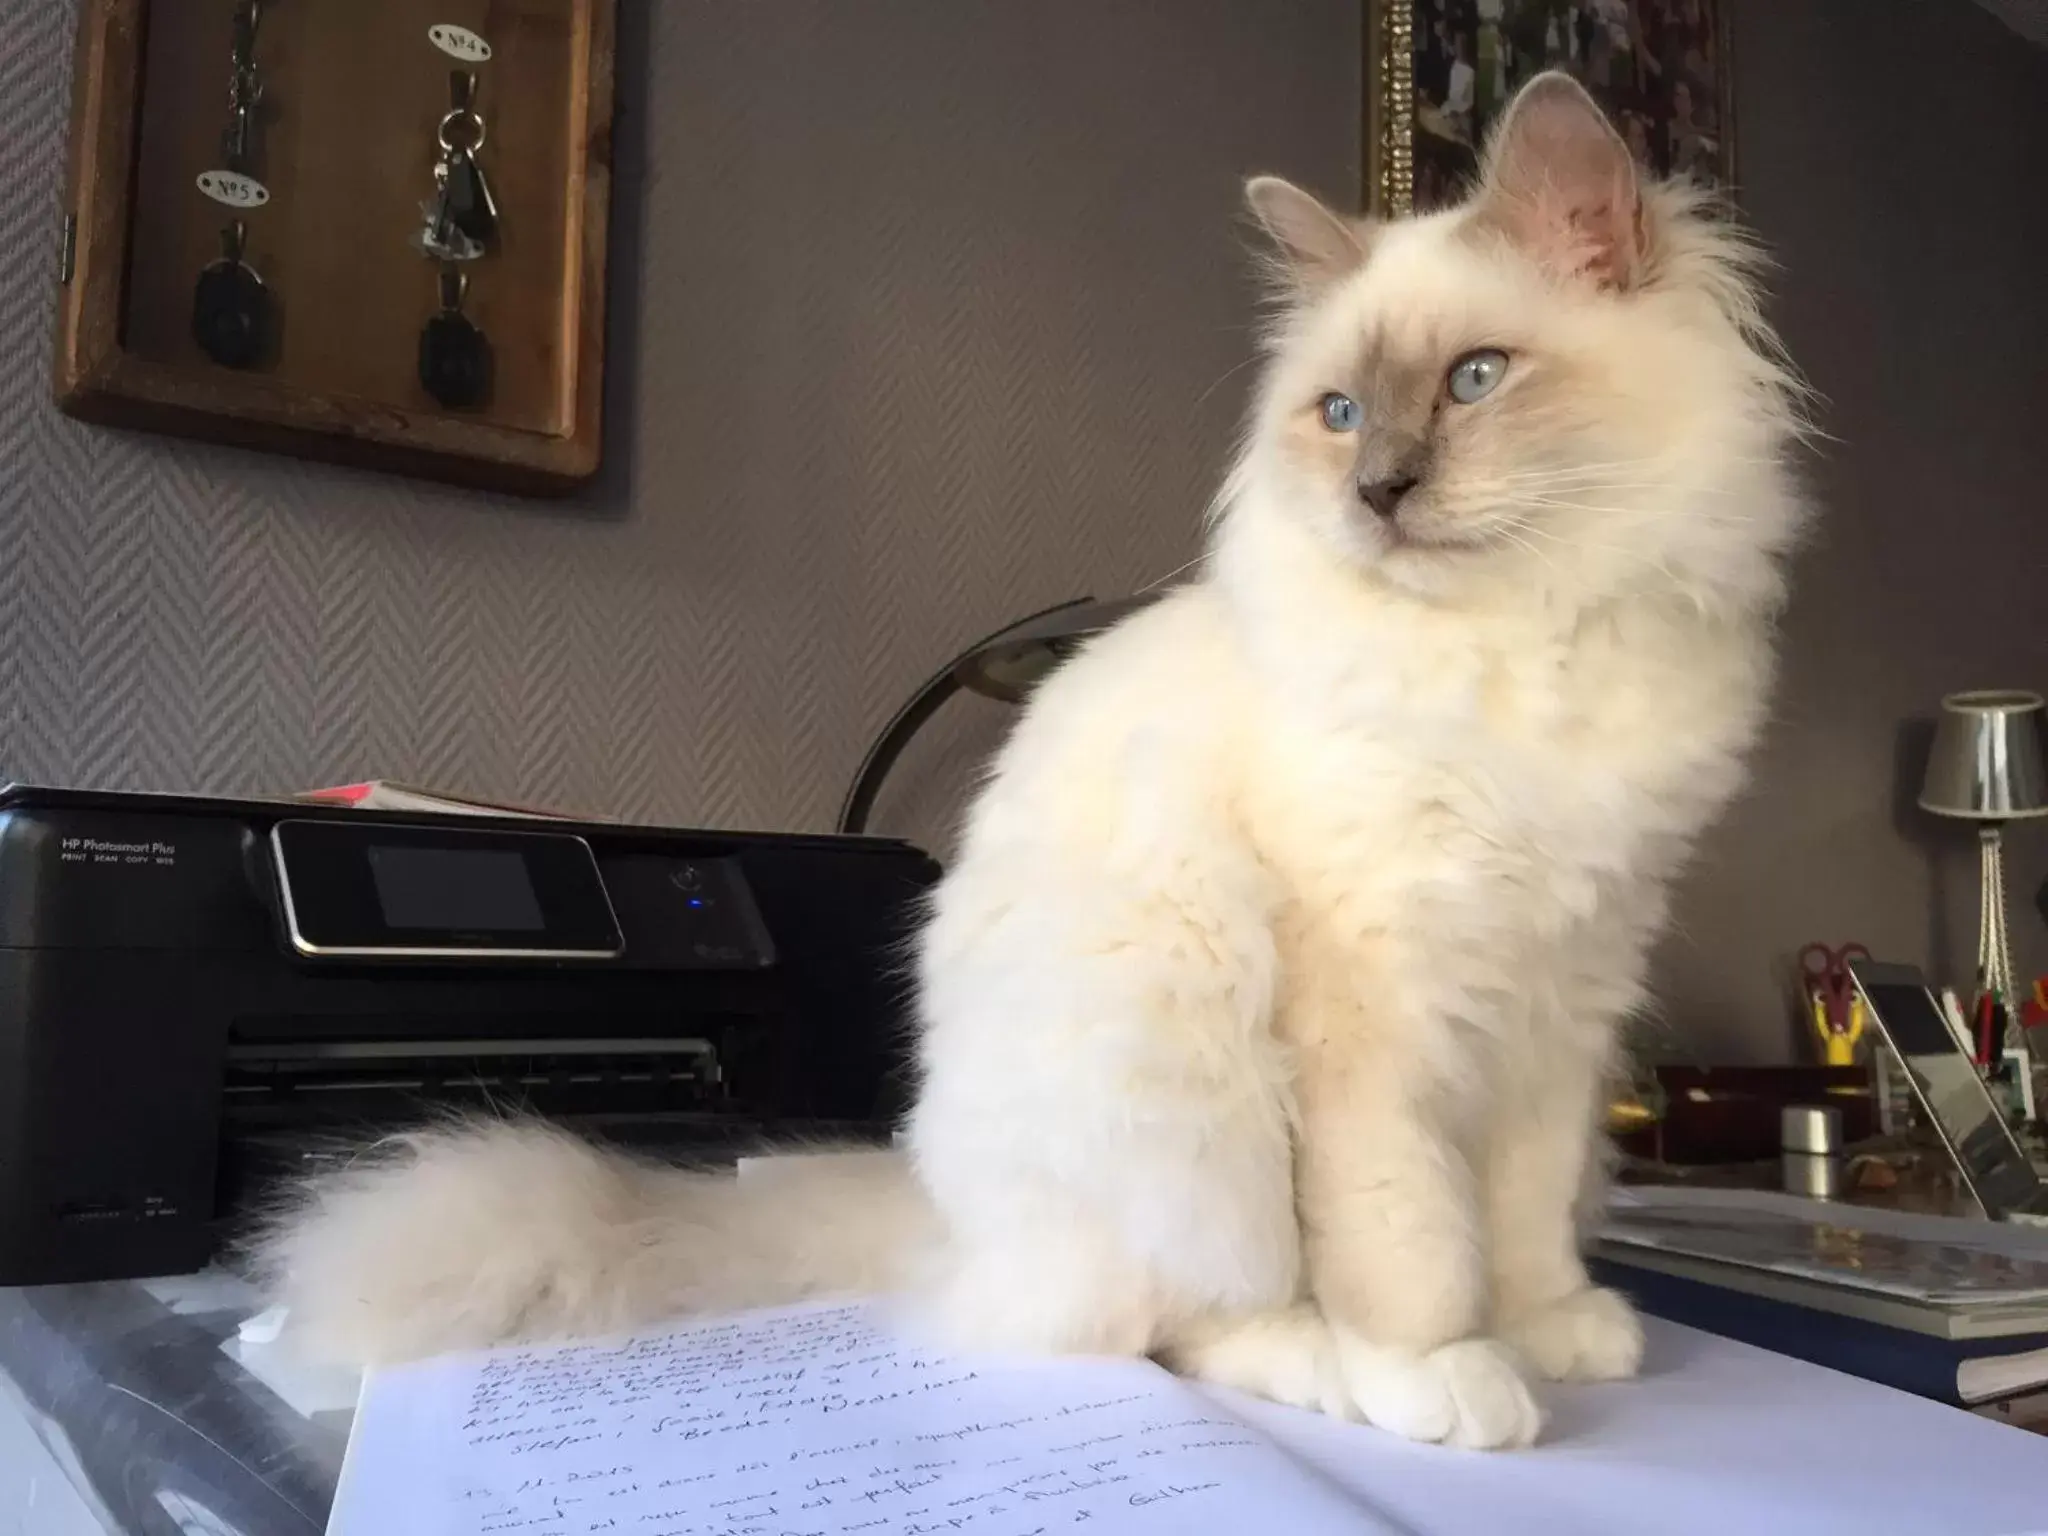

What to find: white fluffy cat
left=256, top=74, right=1808, bottom=1452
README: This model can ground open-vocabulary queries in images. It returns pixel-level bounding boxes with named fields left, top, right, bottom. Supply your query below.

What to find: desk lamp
left=1918, top=690, right=2048, bottom=1050
left=836, top=594, right=1157, bottom=836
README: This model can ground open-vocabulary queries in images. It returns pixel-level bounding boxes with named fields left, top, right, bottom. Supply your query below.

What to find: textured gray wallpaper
left=0, top=0, right=1360, bottom=851
left=8, top=2, right=2041, bottom=1063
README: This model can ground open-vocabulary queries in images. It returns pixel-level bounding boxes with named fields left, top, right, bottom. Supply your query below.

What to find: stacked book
left=1594, top=1186, right=2048, bottom=1408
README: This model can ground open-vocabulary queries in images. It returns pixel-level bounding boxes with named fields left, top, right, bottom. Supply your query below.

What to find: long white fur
left=253, top=75, right=1809, bottom=1452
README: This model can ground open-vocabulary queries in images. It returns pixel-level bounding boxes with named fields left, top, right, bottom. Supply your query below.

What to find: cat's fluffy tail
left=247, top=1118, right=937, bottom=1367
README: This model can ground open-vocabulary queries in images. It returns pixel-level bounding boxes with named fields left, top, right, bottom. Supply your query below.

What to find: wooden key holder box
left=53, top=0, right=617, bottom=496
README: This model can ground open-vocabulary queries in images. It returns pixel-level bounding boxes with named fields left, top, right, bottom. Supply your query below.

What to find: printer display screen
left=270, top=819, right=625, bottom=958
left=367, top=844, right=545, bottom=932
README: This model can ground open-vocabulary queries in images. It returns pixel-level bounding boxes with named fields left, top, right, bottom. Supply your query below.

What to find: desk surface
left=3, top=1270, right=2047, bottom=1536
left=0, top=1273, right=341, bottom=1535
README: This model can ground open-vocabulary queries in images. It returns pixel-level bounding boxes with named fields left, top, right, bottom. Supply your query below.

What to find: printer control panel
left=268, top=818, right=775, bottom=969
left=594, top=852, right=776, bottom=970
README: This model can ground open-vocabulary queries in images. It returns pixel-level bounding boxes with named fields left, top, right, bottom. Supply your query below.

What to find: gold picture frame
left=1364, top=1, right=1417, bottom=219
left=1365, top=1, right=1737, bottom=218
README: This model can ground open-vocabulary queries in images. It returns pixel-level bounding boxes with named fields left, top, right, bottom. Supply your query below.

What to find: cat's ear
left=1474, top=71, right=1645, bottom=289
left=1244, top=176, right=1369, bottom=296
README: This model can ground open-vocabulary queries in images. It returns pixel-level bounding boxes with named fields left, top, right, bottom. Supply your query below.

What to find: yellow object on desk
left=1800, top=941, right=1873, bottom=1067
left=1809, top=986, right=1867, bottom=1067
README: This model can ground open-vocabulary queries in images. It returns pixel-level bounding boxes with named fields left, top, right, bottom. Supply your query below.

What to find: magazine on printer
left=292, top=778, right=603, bottom=820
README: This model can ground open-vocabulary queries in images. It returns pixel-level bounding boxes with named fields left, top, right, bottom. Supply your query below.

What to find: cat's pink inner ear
left=1476, top=72, right=1644, bottom=289
left=1244, top=176, right=1369, bottom=294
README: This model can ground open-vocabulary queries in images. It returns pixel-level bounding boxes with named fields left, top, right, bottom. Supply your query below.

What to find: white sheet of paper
left=325, top=1299, right=1392, bottom=1536
left=326, top=1299, right=2048, bottom=1536
left=1220, top=1319, right=2048, bottom=1536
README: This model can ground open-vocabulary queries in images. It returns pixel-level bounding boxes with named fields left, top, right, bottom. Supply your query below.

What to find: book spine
left=1590, top=1257, right=1971, bottom=1406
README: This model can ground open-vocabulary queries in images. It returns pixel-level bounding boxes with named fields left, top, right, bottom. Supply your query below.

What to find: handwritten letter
left=325, top=1301, right=1387, bottom=1536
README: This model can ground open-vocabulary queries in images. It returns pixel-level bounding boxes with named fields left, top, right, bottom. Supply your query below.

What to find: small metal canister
left=1780, top=1104, right=1844, bottom=1200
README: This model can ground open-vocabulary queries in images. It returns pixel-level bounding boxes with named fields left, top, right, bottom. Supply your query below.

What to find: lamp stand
left=836, top=596, right=1144, bottom=836
left=1979, top=823, right=2019, bottom=1047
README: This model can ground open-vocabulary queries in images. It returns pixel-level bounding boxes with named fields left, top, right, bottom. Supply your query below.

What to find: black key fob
left=419, top=268, right=491, bottom=409
left=442, top=149, right=499, bottom=246
left=192, top=222, right=271, bottom=370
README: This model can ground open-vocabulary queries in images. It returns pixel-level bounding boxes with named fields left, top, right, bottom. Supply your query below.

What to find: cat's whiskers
left=1472, top=482, right=1674, bottom=506
left=1482, top=456, right=1779, bottom=490
left=1133, top=550, right=1211, bottom=596
left=1488, top=491, right=1763, bottom=528
left=1498, top=516, right=1681, bottom=585
left=1193, top=353, right=1263, bottom=410
left=1486, top=459, right=1670, bottom=483
left=1491, top=526, right=1564, bottom=581
left=1464, top=467, right=1677, bottom=496
left=1495, top=471, right=1760, bottom=491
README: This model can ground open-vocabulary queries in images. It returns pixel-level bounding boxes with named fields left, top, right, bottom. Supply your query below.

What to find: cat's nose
left=1357, top=472, right=1419, bottom=520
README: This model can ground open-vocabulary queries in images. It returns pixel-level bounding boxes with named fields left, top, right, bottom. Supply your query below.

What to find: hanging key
left=437, top=70, right=498, bottom=246
left=419, top=265, right=491, bottom=409
left=416, top=182, right=484, bottom=263
left=221, top=103, right=254, bottom=173
left=191, top=220, right=271, bottom=369
left=221, top=1, right=263, bottom=174
left=416, top=169, right=484, bottom=262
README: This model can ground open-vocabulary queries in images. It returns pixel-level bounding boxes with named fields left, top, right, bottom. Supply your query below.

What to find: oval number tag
left=429, top=24, right=492, bottom=62
left=197, top=170, right=270, bottom=209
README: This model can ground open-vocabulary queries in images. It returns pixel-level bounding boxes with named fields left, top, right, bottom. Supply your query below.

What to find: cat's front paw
left=1500, top=1285, right=1645, bottom=1382
left=1333, top=1331, right=1543, bottom=1450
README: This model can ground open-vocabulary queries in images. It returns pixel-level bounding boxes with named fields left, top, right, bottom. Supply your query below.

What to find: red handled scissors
left=1799, top=941, right=1871, bottom=1039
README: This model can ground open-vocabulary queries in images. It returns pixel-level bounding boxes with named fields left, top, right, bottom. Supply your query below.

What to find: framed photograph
left=1365, top=1, right=1734, bottom=216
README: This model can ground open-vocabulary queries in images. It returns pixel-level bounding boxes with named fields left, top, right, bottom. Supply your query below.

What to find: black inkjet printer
left=0, top=785, right=939, bottom=1284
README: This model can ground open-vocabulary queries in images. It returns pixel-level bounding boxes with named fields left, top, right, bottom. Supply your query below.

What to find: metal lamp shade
left=835, top=592, right=1161, bottom=834
left=1918, top=690, right=2048, bottom=822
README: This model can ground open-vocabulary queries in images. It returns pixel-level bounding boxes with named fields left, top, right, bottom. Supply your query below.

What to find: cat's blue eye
left=1319, top=393, right=1362, bottom=432
left=1446, top=349, right=1509, bottom=405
